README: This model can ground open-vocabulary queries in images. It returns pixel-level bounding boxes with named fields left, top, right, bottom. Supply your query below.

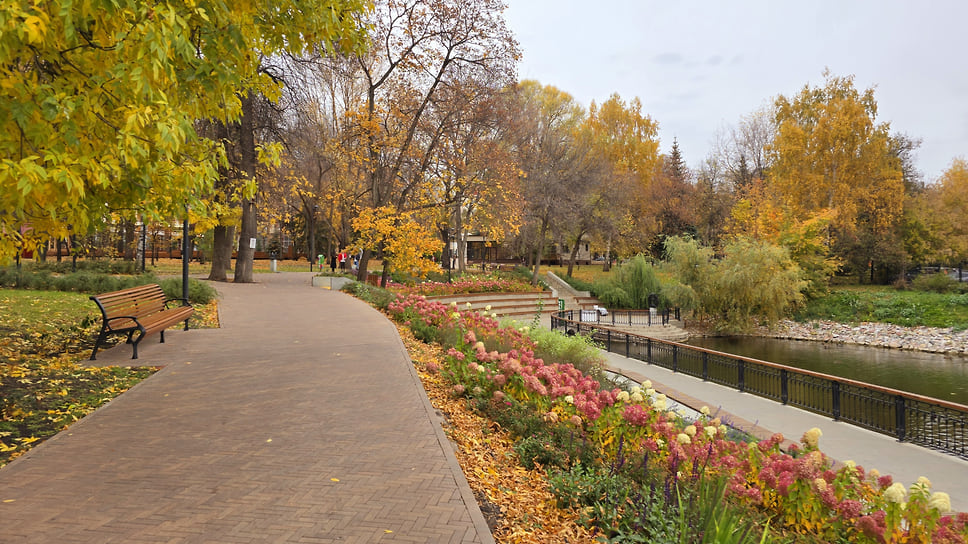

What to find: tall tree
left=342, top=0, right=519, bottom=282
left=924, top=158, right=968, bottom=267
left=768, top=71, right=904, bottom=278
left=584, top=94, right=660, bottom=265
left=642, top=142, right=698, bottom=256
left=0, top=0, right=368, bottom=261
left=509, top=81, right=591, bottom=285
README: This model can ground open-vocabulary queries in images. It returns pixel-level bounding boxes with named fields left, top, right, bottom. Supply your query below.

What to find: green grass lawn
left=0, top=287, right=220, bottom=467
left=147, top=257, right=318, bottom=275
left=0, top=289, right=157, bottom=466
left=795, top=285, right=968, bottom=330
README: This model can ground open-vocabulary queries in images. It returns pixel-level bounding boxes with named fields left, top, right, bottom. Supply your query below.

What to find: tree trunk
left=566, top=236, right=582, bottom=277
left=123, top=219, right=136, bottom=260
left=234, top=92, right=257, bottom=283
left=208, top=225, right=234, bottom=281
left=307, top=208, right=316, bottom=272
left=357, top=249, right=371, bottom=282
left=531, top=218, right=549, bottom=286
left=603, top=236, right=613, bottom=272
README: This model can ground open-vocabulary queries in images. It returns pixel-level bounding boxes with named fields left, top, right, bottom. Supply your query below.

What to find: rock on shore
left=758, top=320, right=968, bottom=355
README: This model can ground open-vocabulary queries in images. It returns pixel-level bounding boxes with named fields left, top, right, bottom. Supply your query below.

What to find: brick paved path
left=0, top=273, right=493, bottom=543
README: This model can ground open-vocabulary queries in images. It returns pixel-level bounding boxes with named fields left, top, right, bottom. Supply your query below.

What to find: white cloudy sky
left=504, top=0, right=968, bottom=181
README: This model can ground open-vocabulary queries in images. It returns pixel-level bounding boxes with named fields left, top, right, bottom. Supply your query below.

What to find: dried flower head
left=884, top=482, right=906, bottom=503
left=928, top=492, right=951, bottom=513
left=802, top=427, right=822, bottom=449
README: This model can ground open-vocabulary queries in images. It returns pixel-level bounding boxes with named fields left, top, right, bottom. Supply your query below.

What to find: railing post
left=625, top=334, right=630, bottom=358
left=895, top=395, right=907, bottom=442
left=702, top=352, right=708, bottom=381
left=672, top=344, right=678, bottom=373
left=780, top=369, right=789, bottom=404
left=647, top=338, right=652, bottom=363
left=738, top=360, right=745, bottom=392
left=831, top=381, right=841, bottom=421
left=607, top=329, right=612, bottom=352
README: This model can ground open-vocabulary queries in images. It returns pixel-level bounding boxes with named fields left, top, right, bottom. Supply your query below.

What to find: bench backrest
left=91, top=284, right=168, bottom=322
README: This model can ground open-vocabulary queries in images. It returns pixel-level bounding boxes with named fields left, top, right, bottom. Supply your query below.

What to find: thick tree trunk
left=208, top=225, right=234, bottom=281
left=122, top=220, right=136, bottom=260
left=357, top=249, right=371, bottom=282
left=234, top=92, right=257, bottom=283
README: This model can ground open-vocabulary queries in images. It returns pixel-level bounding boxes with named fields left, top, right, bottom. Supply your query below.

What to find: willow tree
left=0, top=0, right=367, bottom=263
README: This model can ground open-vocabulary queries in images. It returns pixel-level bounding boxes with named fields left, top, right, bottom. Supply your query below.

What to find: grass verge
left=0, top=288, right=218, bottom=466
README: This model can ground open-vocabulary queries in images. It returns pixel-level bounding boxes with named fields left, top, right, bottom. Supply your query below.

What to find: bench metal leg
left=130, top=329, right=146, bottom=359
left=90, top=327, right=108, bottom=361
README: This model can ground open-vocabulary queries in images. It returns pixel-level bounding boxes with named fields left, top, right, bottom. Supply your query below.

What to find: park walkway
left=0, top=273, right=493, bottom=543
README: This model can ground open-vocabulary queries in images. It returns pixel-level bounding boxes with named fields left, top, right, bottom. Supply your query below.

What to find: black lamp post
left=181, top=207, right=190, bottom=305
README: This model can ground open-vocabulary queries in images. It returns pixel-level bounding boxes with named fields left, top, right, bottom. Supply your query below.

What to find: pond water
left=685, top=336, right=968, bottom=406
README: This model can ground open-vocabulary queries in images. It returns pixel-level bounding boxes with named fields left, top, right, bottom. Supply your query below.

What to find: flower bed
left=387, top=293, right=968, bottom=542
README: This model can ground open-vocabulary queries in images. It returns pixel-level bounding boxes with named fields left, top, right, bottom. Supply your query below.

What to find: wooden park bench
left=89, top=284, right=194, bottom=360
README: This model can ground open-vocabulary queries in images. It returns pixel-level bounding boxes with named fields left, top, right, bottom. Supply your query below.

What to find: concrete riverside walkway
left=602, top=350, right=968, bottom=513
left=0, top=273, right=493, bottom=544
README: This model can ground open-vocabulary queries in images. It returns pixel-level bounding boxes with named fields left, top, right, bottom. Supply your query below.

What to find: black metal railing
left=551, top=313, right=968, bottom=460
left=559, top=308, right=681, bottom=327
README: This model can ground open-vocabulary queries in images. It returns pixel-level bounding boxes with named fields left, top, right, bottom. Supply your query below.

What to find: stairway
left=426, top=292, right=559, bottom=318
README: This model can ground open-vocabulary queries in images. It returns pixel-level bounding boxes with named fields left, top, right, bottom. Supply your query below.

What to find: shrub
left=912, top=272, right=960, bottom=294
left=526, top=326, right=606, bottom=382
left=340, top=281, right=395, bottom=310
left=158, top=278, right=218, bottom=305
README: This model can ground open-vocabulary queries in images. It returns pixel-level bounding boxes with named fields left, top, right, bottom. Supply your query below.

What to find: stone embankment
left=757, top=320, right=968, bottom=355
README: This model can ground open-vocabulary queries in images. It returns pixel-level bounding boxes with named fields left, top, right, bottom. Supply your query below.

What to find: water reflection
left=686, top=336, right=968, bottom=406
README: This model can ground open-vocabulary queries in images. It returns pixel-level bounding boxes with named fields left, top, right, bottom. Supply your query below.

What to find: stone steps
left=427, top=292, right=559, bottom=317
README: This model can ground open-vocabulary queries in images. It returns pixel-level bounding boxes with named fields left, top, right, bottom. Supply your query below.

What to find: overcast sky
left=504, top=0, right=967, bottom=182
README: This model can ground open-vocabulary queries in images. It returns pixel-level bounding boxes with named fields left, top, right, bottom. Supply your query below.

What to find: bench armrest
left=165, top=298, right=193, bottom=309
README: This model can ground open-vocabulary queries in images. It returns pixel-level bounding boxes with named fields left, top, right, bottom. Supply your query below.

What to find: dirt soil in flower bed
left=395, top=324, right=594, bottom=543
